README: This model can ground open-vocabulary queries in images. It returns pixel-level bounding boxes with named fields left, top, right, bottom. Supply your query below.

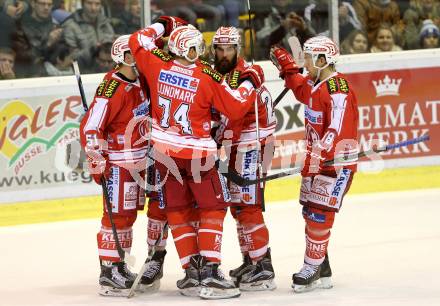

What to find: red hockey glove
left=270, top=46, right=300, bottom=79
left=239, top=64, right=265, bottom=89
left=301, top=143, right=327, bottom=176
left=85, top=149, right=109, bottom=185
left=155, top=16, right=188, bottom=37
left=155, top=37, right=165, bottom=49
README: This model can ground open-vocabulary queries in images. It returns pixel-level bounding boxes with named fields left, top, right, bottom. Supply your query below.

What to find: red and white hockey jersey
left=285, top=71, right=359, bottom=174
left=212, top=58, right=277, bottom=146
left=129, top=24, right=257, bottom=159
left=80, top=71, right=150, bottom=165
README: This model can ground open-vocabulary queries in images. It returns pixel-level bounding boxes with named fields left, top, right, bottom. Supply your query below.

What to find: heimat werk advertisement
left=1, top=65, right=439, bottom=203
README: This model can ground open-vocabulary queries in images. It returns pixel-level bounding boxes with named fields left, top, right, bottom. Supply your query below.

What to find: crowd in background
left=0, top=0, right=439, bottom=80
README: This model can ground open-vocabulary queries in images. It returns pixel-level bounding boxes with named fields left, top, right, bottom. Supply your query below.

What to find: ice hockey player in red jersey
left=270, top=36, right=359, bottom=293
left=128, top=17, right=265, bottom=299
left=79, top=35, right=149, bottom=296
left=210, top=26, right=277, bottom=291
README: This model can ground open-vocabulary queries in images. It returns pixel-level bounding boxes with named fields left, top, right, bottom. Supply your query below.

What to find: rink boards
left=1, top=49, right=440, bottom=203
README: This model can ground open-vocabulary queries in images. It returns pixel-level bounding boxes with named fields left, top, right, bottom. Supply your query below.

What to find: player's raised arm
left=210, top=65, right=265, bottom=120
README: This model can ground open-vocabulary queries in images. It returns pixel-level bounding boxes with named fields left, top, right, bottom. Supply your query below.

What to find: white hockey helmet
left=111, top=35, right=135, bottom=66
left=212, top=26, right=241, bottom=52
left=303, top=36, right=339, bottom=69
left=168, top=25, right=205, bottom=62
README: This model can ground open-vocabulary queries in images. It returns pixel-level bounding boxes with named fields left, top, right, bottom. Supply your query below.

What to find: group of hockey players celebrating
left=79, top=14, right=358, bottom=300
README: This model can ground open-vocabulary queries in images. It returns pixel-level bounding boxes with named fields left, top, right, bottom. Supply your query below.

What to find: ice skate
left=99, top=261, right=136, bottom=297
left=319, top=253, right=333, bottom=289
left=199, top=257, right=240, bottom=299
left=177, top=255, right=201, bottom=297
left=138, top=250, right=167, bottom=293
left=229, top=254, right=254, bottom=286
left=239, top=249, right=276, bottom=291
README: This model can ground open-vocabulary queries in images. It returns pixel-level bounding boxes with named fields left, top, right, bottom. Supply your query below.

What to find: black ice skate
left=99, top=261, right=137, bottom=297
left=319, top=253, right=333, bottom=289
left=199, top=257, right=240, bottom=300
left=138, top=250, right=167, bottom=293
left=177, top=255, right=201, bottom=297
left=292, top=262, right=321, bottom=293
left=239, top=249, right=276, bottom=291
left=229, top=253, right=254, bottom=286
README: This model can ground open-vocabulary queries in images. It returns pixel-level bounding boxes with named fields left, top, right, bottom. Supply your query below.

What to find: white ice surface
left=1, top=189, right=440, bottom=306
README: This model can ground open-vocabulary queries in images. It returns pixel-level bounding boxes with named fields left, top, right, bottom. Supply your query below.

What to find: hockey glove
left=239, top=64, right=265, bottom=89
left=85, top=148, right=109, bottom=185
left=270, top=46, right=300, bottom=79
left=155, top=16, right=188, bottom=37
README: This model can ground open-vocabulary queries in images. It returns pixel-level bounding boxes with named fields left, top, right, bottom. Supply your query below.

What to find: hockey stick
left=72, top=61, right=135, bottom=267
left=246, top=0, right=265, bottom=211
left=127, top=222, right=169, bottom=298
left=222, top=135, right=430, bottom=187
left=272, top=36, right=305, bottom=108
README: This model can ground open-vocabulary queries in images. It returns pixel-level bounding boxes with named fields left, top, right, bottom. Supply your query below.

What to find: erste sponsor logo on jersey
left=305, top=106, right=323, bottom=124
left=159, top=70, right=199, bottom=92
left=329, top=168, right=351, bottom=206
left=240, top=150, right=257, bottom=204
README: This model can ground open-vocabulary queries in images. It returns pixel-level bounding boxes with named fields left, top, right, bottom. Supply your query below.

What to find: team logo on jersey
left=305, top=107, right=323, bottom=124
left=132, top=102, right=148, bottom=117
left=159, top=70, right=200, bottom=92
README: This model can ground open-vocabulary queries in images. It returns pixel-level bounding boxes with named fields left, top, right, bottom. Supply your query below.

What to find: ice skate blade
left=99, top=285, right=131, bottom=297
left=179, top=286, right=201, bottom=297
left=137, top=279, right=161, bottom=294
left=239, top=278, right=277, bottom=291
left=199, top=287, right=241, bottom=299
left=292, top=277, right=333, bottom=293
left=319, top=277, right=333, bottom=289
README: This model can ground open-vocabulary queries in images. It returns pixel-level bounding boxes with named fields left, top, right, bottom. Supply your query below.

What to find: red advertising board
left=271, top=67, right=440, bottom=169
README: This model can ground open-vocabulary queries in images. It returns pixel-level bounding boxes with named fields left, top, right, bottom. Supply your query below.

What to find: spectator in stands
left=353, top=0, right=401, bottom=45
left=0, top=47, right=16, bottom=79
left=43, top=44, right=74, bottom=76
left=256, top=0, right=314, bottom=59
left=19, top=0, right=63, bottom=60
left=62, top=0, right=114, bottom=69
left=205, top=0, right=242, bottom=28
left=156, top=0, right=222, bottom=30
left=0, top=5, right=16, bottom=48
left=304, top=0, right=362, bottom=42
left=370, top=23, right=402, bottom=52
left=399, top=0, right=440, bottom=49
left=3, top=0, right=29, bottom=20
left=420, top=19, right=440, bottom=48
left=114, top=0, right=142, bottom=35
left=86, top=41, right=113, bottom=73
left=151, top=0, right=165, bottom=21
left=341, top=29, right=369, bottom=54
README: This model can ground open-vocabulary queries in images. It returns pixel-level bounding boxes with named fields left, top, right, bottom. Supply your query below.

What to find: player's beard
left=215, top=56, right=237, bottom=74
